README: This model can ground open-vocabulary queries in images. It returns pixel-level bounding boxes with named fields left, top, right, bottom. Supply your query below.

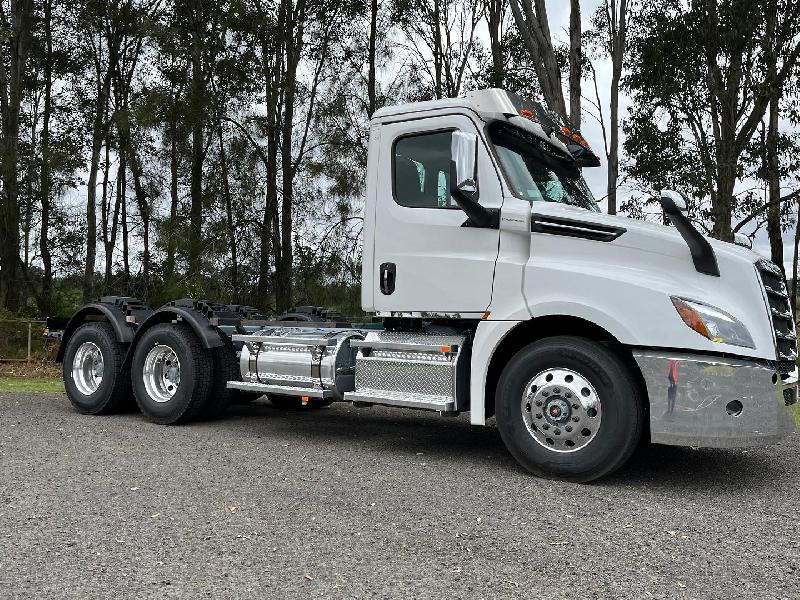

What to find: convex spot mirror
left=734, top=233, right=752, bottom=249
left=451, top=131, right=478, bottom=195
left=660, top=189, right=688, bottom=213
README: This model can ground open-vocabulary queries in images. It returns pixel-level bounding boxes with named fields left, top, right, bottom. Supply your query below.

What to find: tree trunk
left=0, top=0, right=34, bottom=311
left=38, top=0, right=53, bottom=316
left=275, top=0, right=304, bottom=312
left=712, top=156, right=736, bottom=242
left=367, top=0, right=378, bottom=116
left=165, top=108, right=180, bottom=278
left=568, top=0, right=581, bottom=129
left=104, top=140, right=123, bottom=291
left=486, top=0, right=504, bottom=88
left=606, top=0, right=626, bottom=216
left=121, top=166, right=130, bottom=286
left=83, top=69, right=112, bottom=300
left=217, top=122, right=238, bottom=294
left=256, top=26, right=281, bottom=306
left=792, top=197, right=800, bottom=318
left=188, top=0, right=205, bottom=275
left=432, top=0, right=443, bottom=99
left=127, top=141, right=150, bottom=289
left=766, top=94, right=783, bottom=273
left=509, top=0, right=567, bottom=119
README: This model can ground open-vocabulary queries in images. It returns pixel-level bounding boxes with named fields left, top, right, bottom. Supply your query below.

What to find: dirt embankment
left=0, top=360, right=60, bottom=378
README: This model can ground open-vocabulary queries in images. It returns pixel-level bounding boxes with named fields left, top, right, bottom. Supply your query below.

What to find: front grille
left=756, top=259, right=797, bottom=370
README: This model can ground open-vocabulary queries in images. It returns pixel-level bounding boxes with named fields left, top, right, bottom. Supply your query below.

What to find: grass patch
left=789, top=401, right=800, bottom=429
left=0, top=377, right=64, bottom=393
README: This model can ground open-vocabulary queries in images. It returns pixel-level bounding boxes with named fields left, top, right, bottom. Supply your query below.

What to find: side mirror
left=449, top=131, right=498, bottom=229
left=451, top=131, right=478, bottom=195
left=660, top=189, right=688, bottom=213
left=734, top=233, right=752, bottom=249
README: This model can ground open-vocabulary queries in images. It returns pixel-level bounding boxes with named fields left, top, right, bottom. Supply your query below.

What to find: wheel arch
left=56, top=301, right=138, bottom=363
left=124, top=307, right=227, bottom=368
left=480, top=315, right=647, bottom=421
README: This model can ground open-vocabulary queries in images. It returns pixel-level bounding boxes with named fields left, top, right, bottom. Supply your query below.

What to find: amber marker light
left=671, top=297, right=711, bottom=339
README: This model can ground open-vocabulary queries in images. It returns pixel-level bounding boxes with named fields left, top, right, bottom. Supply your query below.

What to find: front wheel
left=495, top=336, right=644, bottom=482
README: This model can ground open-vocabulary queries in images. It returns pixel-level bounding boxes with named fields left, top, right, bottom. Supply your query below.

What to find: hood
left=536, top=202, right=765, bottom=270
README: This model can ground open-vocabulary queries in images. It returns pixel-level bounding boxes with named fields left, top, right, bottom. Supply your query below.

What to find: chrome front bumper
left=633, top=351, right=797, bottom=448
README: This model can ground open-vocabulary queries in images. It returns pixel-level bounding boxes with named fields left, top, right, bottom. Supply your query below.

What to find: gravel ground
left=1, top=392, right=799, bottom=599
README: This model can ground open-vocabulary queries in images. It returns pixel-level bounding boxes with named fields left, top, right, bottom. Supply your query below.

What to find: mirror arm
left=449, top=162, right=499, bottom=229
left=659, top=196, right=719, bottom=277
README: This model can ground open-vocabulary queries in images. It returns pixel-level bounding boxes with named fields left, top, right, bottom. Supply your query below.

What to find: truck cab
left=56, top=89, right=798, bottom=482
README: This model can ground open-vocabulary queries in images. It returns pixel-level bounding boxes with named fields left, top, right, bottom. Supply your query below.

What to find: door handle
left=379, top=262, right=396, bottom=295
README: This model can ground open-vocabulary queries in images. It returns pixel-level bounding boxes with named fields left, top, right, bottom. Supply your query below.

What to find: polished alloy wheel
left=521, top=367, right=602, bottom=453
left=72, top=342, right=104, bottom=396
left=143, top=344, right=181, bottom=403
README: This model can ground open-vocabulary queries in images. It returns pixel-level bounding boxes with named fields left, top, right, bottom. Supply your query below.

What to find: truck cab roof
left=373, top=89, right=601, bottom=168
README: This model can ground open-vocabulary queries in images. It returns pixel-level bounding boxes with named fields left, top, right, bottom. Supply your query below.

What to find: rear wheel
left=63, top=322, right=133, bottom=415
left=132, top=323, right=212, bottom=425
left=495, top=336, right=643, bottom=482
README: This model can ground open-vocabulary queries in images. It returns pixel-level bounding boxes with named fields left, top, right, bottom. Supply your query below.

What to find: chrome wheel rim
left=521, top=368, right=602, bottom=453
left=72, top=342, right=104, bottom=396
left=143, top=344, right=181, bottom=403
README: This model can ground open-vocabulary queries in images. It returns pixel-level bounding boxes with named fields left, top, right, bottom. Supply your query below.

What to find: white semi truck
left=57, top=89, right=797, bottom=482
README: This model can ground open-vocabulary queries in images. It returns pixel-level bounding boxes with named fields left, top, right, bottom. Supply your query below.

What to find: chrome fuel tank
left=234, top=327, right=364, bottom=400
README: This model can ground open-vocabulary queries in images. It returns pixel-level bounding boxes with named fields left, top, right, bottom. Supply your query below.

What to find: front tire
left=495, top=336, right=643, bottom=482
left=63, top=322, right=133, bottom=415
left=132, top=323, right=213, bottom=425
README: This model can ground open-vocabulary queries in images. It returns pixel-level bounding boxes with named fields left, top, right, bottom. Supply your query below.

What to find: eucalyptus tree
left=624, top=0, right=800, bottom=242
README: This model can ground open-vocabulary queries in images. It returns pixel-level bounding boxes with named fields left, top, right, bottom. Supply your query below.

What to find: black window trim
left=483, top=119, right=601, bottom=213
left=391, top=127, right=461, bottom=210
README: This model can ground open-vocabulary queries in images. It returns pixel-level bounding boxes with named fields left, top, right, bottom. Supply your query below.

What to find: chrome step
left=344, top=389, right=455, bottom=412
left=226, top=380, right=333, bottom=399
left=350, top=338, right=458, bottom=354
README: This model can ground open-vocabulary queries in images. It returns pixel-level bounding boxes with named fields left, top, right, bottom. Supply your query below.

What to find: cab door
left=372, top=114, right=502, bottom=314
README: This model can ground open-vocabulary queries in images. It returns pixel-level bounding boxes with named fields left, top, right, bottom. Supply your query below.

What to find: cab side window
left=393, top=131, right=456, bottom=209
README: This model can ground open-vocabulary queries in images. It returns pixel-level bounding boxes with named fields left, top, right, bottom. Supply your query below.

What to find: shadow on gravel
left=603, top=441, right=784, bottom=491
left=226, top=400, right=518, bottom=470
left=226, top=400, right=786, bottom=487
left=40, top=393, right=785, bottom=488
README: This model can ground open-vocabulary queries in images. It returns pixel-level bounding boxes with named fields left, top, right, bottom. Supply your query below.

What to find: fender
left=469, top=310, right=629, bottom=426
left=56, top=297, right=150, bottom=363
left=125, top=304, right=227, bottom=367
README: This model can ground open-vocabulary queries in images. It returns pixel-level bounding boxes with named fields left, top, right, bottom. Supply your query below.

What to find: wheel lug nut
left=542, top=424, right=550, bottom=430
left=554, top=429, right=561, bottom=435
left=572, top=416, right=580, bottom=422
left=535, top=400, right=543, bottom=407
left=542, top=391, right=549, bottom=397
left=572, top=403, right=579, bottom=410
left=565, top=392, right=572, bottom=398
left=553, top=388, right=560, bottom=394
left=535, top=413, right=542, bottom=419
left=565, top=426, right=573, bottom=432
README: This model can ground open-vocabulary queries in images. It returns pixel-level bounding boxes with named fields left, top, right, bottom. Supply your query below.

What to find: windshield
left=489, top=122, right=600, bottom=212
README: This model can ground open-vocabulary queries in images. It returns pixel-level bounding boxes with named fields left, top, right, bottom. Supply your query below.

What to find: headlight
left=671, top=297, right=755, bottom=348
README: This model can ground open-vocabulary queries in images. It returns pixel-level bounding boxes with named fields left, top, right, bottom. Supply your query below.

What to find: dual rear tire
left=63, top=321, right=237, bottom=425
